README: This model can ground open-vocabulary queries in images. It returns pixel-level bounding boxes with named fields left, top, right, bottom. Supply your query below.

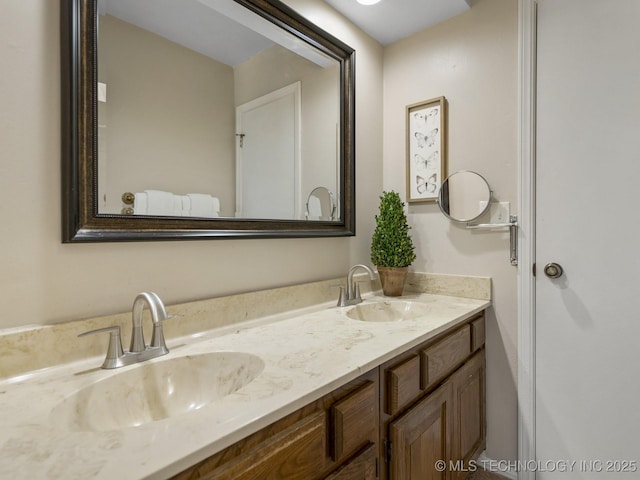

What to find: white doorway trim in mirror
left=235, top=82, right=301, bottom=219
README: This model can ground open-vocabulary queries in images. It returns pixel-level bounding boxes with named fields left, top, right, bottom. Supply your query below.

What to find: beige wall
left=98, top=15, right=236, bottom=215
left=0, top=0, right=382, bottom=329
left=383, top=0, right=518, bottom=461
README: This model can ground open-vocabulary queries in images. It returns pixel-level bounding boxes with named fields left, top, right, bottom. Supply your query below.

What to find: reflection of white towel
left=307, top=194, right=322, bottom=220
left=172, top=195, right=184, bottom=216
left=145, top=190, right=181, bottom=216
left=180, top=195, right=191, bottom=214
left=133, top=192, right=148, bottom=215
left=187, top=194, right=220, bottom=218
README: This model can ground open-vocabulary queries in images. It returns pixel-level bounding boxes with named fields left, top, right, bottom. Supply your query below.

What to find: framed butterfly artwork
left=406, top=96, right=446, bottom=203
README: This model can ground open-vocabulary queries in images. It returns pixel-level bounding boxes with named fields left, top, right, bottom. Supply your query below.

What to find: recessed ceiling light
left=357, top=0, right=382, bottom=5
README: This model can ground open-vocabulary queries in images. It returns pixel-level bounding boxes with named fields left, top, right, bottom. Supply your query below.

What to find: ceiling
left=322, top=0, right=471, bottom=45
left=100, top=0, right=336, bottom=67
left=99, top=0, right=472, bottom=66
left=100, top=0, right=271, bottom=66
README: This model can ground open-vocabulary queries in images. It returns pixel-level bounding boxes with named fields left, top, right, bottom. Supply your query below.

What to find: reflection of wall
left=98, top=15, right=235, bottom=216
left=383, top=0, right=517, bottom=463
left=234, top=45, right=339, bottom=218
left=449, top=173, right=491, bottom=220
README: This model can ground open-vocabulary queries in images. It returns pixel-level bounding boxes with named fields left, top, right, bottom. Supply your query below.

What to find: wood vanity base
left=172, top=312, right=485, bottom=480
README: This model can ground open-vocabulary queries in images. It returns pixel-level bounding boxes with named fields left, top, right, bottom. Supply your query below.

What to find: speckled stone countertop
left=0, top=273, right=490, bottom=479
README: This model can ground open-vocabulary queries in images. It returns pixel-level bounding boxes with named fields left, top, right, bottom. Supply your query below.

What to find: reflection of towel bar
left=122, top=192, right=135, bottom=205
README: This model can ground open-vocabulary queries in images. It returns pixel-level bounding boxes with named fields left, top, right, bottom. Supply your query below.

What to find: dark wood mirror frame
left=60, top=0, right=355, bottom=242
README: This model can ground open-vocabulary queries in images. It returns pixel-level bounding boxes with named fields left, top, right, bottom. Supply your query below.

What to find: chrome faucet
left=79, top=291, right=174, bottom=369
left=130, top=292, right=170, bottom=353
left=337, top=264, right=377, bottom=307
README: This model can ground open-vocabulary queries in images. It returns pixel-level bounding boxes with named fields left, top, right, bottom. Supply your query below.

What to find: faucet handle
left=78, top=326, right=124, bottom=369
left=331, top=284, right=348, bottom=307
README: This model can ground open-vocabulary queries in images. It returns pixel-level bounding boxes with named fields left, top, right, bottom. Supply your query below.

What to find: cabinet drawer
left=331, top=381, right=377, bottom=461
left=386, top=354, right=421, bottom=415
left=471, top=316, right=485, bottom=352
left=421, top=325, right=471, bottom=390
left=325, top=444, right=377, bottom=480
left=206, top=411, right=326, bottom=480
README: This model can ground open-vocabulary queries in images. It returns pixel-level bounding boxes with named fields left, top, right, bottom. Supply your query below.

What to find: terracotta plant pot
left=377, top=266, right=409, bottom=297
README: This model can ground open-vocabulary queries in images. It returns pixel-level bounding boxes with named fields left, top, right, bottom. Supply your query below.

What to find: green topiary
left=370, top=191, right=416, bottom=267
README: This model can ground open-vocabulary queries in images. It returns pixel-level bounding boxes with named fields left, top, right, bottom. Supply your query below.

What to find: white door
left=535, top=0, right=640, bottom=477
left=236, top=83, right=301, bottom=219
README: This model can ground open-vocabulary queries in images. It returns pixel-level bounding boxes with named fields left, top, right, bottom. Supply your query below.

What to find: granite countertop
left=0, top=291, right=489, bottom=479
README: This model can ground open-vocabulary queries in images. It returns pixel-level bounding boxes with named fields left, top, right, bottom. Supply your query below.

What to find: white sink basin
left=51, top=352, right=264, bottom=432
left=345, top=300, right=431, bottom=322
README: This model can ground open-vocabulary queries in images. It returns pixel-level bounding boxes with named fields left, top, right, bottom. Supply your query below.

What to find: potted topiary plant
left=370, top=191, right=416, bottom=296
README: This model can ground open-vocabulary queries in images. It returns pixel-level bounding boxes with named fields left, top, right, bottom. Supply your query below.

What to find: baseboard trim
left=477, top=452, right=518, bottom=480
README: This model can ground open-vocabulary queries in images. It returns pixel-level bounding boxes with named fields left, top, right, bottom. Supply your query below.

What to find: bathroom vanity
left=0, top=273, right=489, bottom=479
left=172, top=312, right=485, bottom=480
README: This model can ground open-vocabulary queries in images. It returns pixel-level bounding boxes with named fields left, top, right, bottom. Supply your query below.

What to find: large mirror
left=61, top=0, right=355, bottom=241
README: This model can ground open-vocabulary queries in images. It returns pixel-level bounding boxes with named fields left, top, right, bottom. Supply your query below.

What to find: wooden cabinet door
left=389, top=382, right=453, bottom=480
left=182, top=411, right=327, bottom=480
left=324, top=444, right=377, bottom=480
left=451, top=351, right=485, bottom=480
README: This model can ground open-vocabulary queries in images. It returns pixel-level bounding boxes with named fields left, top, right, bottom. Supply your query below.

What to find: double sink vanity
left=0, top=272, right=490, bottom=479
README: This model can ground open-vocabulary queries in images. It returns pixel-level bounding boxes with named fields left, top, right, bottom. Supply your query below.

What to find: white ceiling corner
left=322, top=0, right=471, bottom=46
left=102, top=0, right=336, bottom=67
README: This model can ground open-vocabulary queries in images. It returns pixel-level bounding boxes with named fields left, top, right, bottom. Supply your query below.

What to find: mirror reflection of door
left=95, top=0, right=340, bottom=220
left=235, top=83, right=300, bottom=219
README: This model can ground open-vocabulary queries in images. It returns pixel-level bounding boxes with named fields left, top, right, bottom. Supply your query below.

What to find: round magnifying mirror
left=306, top=187, right=337, bottom=221
left=437, top=171, right=492, bottom=222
